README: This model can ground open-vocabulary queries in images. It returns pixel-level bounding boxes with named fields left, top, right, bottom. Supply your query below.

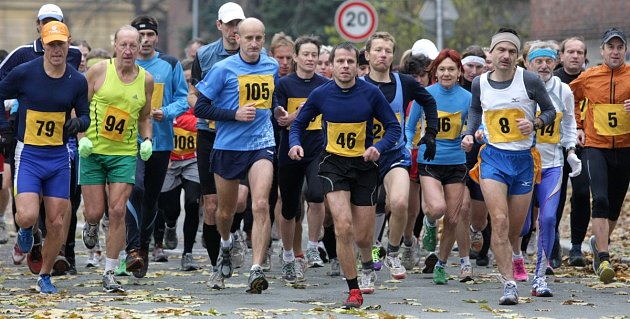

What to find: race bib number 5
left=101, top=105, right=130, bottom=142
left=287, top=98, right=321, bottom=130
left=435, top=110, right=462, bottom=140
left=326, top=121, right=366, bottom=157
left=484, top=108, right=527, bottom=143
left=593, top=104, right=630, bottom=136
left=24, top=110, right=64, bottom=146
left=238, top=74, right=274, bottom=109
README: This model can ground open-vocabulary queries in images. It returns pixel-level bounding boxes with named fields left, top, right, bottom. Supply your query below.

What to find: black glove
left=64, top=118, right=82, bottom=136
left=0, top=126, right=13, bottom=146
left=419, top=127, right=437, bottom=161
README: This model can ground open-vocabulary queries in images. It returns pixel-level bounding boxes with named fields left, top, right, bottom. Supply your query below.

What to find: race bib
left=24, top=110, right=64, bottom=146
left=372, top=113, right=402, bottom=144
left=435, top=110, right=462, bottom=140
left=536, top=111, right=562, bottom=144
left=172, top=126, right=196, bottom=156
left=326, top=121, right=366, bottom=157
left=287, top=98, right=321, bottom=131
left=100, top=105, right=130, bottom=142
left=238, top=74, right=274, bottom=109
left=151, top=83, right=164, bottom=109
left=484, top=108, right=527, bottom=143
left=593, top=104, right=630, bottom=136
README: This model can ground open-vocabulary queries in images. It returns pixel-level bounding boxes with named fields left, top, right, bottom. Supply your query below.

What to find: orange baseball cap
left=41, top=21, right=70, bottom=44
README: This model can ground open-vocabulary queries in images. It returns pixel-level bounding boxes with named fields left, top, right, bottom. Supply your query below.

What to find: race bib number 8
left=326, top=121, right=366, bottom=157
left=287, top=98, right=321, bottom=130
left=435, top=111, right=462, bottom=140
left=372, top=113, right=401, bottom=144
left=484, top=108, right=527, bottom=143
left=172, top=127, right=196, bottom=156
left=24, top=110, right=64, bottom=146
left=593, top=104, right=630, bottom=136
left=238, top=74, right=274, bottom=109
left=101, top=105, right=130, bottom=142
left=536, top=111, right=562, bottom=144
left=151, top=83, right=164, bottom=109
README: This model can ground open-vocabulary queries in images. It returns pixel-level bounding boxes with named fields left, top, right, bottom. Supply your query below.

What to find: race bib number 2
left=24, top=110, right=65, bottom=146
left=484, top=108, right=527, bottom=143
left=372, top=113, right=402, bottom=144
left=593, top=104, right=630, bottom=136
left=238, top=74, right=274, bottom=109
left=326, top=121, right=366, bottom=157
left=101, top=105, right=130, bottom=142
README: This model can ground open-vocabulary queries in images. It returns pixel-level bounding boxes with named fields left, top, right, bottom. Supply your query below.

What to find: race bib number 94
left=484, top=108, right=527, bottom=143
left=326, top=121, right=366, bottom=157
left=536, top=111, right=562, bottom=144
left=287, top=98, right=321, bottom=130
left=238, top=74, right=274, bottom=109
left=435, top=111, right=462, bottom=140
left=593, top=104, right=630, bottom=136
left=24, top=110, right=64, bottom=146
left=101, top=105, right=130, bottom=142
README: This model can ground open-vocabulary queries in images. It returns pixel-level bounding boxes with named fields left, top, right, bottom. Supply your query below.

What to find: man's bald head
left=236, top=18, right=265, bottom=63
left=237, top=17, right=265, bottom=35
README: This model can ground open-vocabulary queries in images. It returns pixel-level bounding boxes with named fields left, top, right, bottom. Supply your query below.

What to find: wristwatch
left=143, top=137, right=153, bottom=143
left=532, top=119, right=540, bottom=131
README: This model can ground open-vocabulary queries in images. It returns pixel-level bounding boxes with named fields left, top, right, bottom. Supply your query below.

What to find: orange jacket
left=570, top=63, right=630, bottom=149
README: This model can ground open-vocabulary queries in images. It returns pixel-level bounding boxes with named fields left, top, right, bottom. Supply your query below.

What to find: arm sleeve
left=0, top=48, right=25, bottom=81
left=404, top=101, right=423, bottom=149
left=569, top=74, right=585, bottom=129
left=161, top=62, right=189, bottom=121
left=193, top=94, right=236, bottom=121
left=463, top=77, right=482, bottom=135
left=411, top=80, right=438, bottom=132
left=525, top=71, right=556, bottom=125
left=191, top=55, right=202, bottom=86
left=560, top=83, right=577, bottom=149
left=74, top=78, right=91, bottom=132
left=372, top=91, right=401, bottom=154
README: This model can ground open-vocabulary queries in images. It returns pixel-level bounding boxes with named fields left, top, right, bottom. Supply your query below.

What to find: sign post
left=335, top=0, right=378, bottom=43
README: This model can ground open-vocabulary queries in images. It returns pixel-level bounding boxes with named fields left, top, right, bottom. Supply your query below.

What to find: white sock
left=104, top=258, right=118, bottom=274
left=512, top=252, right=523, bottom=260
left=283, top=249, right=295, bottom=262
left=425, top=216, right=436, bottom=227
left=221, top=237, right=233, bottom=249
left=460, top=256, right=471, bottom=267
left=307, top=241, right=318, bottom=250
left=251, top=264, right=261, bottom=271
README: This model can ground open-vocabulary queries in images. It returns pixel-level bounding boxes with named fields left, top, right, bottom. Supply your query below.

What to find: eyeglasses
left=117, top=43, right=139, bottom=52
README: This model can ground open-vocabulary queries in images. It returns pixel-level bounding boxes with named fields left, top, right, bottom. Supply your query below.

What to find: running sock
left=220, top=237, right=233, bottom=250
left=307, top=241, right=318, bottom=250
left=283, top=249, right=295, bottom=262
left=598, top=252, right=610, bottom=263
left=403, top=236, right=414, bottom=247
left=104, top=258, right=118, bottom=274
left=424, top=217, right=436, bottom=228
left=322, top=225, right=337, bottom=260
left=437, top=259, right=446, bottom=268
left=572, top=243, right=582, bottom=251
left=387, top=243, right=400, bottom=254
left=231, top=212, right=244, bottom=233
left=361, top=260, right=374, bottom=271
left=460, top=256, right=471, bottom=267
left=346, top=277, right=359, bottom=290
left=203, top=223, right=221, bottom=266
left=251, top=264, right=261, bottom=271
left=512, top=252, right=524, bottom=260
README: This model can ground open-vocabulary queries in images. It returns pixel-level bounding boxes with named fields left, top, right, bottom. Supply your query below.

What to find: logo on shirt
left=511, top=98, right=520, bottom=103
left=521, top=181, right=532, bottom=187
left=132, top=94, right=138, bottom=100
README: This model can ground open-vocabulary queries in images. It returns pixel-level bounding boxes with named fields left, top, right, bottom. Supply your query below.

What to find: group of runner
left=0, top=1, right=629, bottom=309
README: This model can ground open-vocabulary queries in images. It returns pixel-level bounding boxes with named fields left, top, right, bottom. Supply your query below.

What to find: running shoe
left=102, top=270, right=124, bottom=292
left=17, top=227, right=34, bottom=254
left=218, top=246, right=233, bottom=278
left=549, top=232, right=562, bottom=269
left=164, top=225, right=178, bottom=250
left=12, top=243, right=26, bottom=265
left=306, top=246, right=324, bottom=268
left=597, top=260, right=615, bottom=284
left=231, top=231, right=246, bottom=269
left=132, top=248, right=149, bottom=278
left=384, top=254, right=406, bottom=279
left=207, top=266, right=225, bottom=290
left=86, top=248, right=100, bottom=268
left=512, top=257, right=528, bottom=282
left=27, top=240, right=43, bottom=275
left=36, top=274, right=58, bottom=294
left=152, top=245, right=168, bottom=262
left=470, top=226, right=483, bottom=254
left=422, top=217, right=437, bottom=252
left=247, top=266, right=269, bottom=294
left=261, top=246, right=272, bottom=272
left=295, top=256, right=307, bottom=282
left=82, top=223, right=99, bottom=250
left=0, top=220, right=9, bottom=244
left=460, top=264, right=474, bottom=282
left=476, top=254, right=489, bottom=267
left=568, top=246, right=586, bottom=267
left=359, top=269, right=377, bottom=294
left=589, top=235, right=600, bottom=272
left=499, top=281, right=519, bottom=305
left=341, top=289, right=363, bottom=309
left=52, top=253, right=70, bottom=276
left=423, top=252, right=438, bottom=273
left=115, top=258, right=130, bottom=276
left=181, top=253, right=200, bottom=271
left=328, top=258, right=341, bottom=277
left=400, top=237, right=418, bottom=270
left=281, top=259, right=297, bottom=283
left=531, top=276, right=552, bottom=297
left=433, top=266, right=447, bottom=285
left=371, top=245, right=384, bottom=271
left=125, top=249, right=145, bottom=272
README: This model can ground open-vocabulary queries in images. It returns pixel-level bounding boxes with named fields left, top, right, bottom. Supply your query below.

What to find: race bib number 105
left=238, top=74, right=274, bottom=109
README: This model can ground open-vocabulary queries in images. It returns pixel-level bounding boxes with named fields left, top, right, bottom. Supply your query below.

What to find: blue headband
left=527, top=48, right=557, bottom=62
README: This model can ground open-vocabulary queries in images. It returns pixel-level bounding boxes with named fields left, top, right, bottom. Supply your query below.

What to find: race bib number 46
left=101, top=105, right=130, bottom=142
left=484, top=108, right=527, bottom=143
left=435, top=110, right=462, bottom=140
left=24, top=110, right=64, bottom=146
left=238, top=74, right=274, bottom=109
left=326, top=121, right=366, bottom=157
left=287, top=98, right=321, bottom=130
left=593, top=104, right=630, bottom=136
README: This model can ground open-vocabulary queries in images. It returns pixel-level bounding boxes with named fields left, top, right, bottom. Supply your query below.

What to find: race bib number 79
left=24, top=110, right=64, bottom=146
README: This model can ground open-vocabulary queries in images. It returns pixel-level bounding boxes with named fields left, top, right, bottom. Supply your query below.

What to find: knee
left=47, top=215, right=65, bottom=232
left=388, top=196, right=408, bottom=216
left=491, top=215, right=509, bottom=233
left=334, top=220, right=352, bottom=242
left=425, top=202, right=446, bottom=219
left=235, top=199, right=247, bottom=213
left=203, top=197, right=217, bottom=214
left=252, top=198, right=269, bottom=214
left=108, top=203, right=126, bottom=221
left=16, top=212, right=38, bottom=228
left=443, top=213, right=459, bottom=229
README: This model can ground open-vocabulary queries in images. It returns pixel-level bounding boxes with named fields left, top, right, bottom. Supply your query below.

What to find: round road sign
left=334, top=0, right=378, bottom=43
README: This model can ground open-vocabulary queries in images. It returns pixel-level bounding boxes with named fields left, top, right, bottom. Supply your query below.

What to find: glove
left=140, top=139, right=153, bottom=161
left=78, top=137, right=93, bottom=158
left=0, top=126, right=14, bottom=147
left=64, top=118, right=82, bottom=136
left=419, top=127, right=437, bottom=161
left=567, top=152, right=582, bottom=177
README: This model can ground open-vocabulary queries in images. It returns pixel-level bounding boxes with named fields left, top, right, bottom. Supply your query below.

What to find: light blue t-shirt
left=195, top=53, right=278, bottom=151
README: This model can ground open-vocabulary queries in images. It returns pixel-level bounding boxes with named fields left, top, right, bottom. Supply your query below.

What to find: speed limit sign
left=335, top=0, right=379, bottom=43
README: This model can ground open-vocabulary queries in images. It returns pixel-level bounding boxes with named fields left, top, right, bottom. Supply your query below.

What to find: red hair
left=428, top=48, right=462, bottom=81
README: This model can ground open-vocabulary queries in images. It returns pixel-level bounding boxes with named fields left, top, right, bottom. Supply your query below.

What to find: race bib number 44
left=593, top=104, right=630, bottom=136
left=435, top=110, right=462, bottom=140
left=326, top=121, right=366, bottom=157
left=101, top=105, right=130, bottom=142
left=24, top=110, right=65, bottom=146
left=287, top=98, right=321, bottom=130
left=536, top=111, right=562, bottom=144
left=484, top=108, right=527, bottom=143
left=238, top=74, right=274, bottom=109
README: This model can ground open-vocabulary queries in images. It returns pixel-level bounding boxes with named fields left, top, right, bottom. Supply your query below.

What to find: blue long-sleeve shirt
left=136, top=51, right=188, bottom=151
left=289, top=79, right=400, bottom=156
left=0, top=57, right=89, bottom=146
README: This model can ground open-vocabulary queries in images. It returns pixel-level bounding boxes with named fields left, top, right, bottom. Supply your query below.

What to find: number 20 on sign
left=335, top=0, right=379, bottom=43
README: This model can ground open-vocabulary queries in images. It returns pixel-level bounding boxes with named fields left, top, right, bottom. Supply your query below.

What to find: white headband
left=461, top=56, right=485, bottom=66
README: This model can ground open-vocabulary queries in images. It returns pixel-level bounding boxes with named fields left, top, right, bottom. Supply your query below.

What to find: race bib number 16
left=238, top=74, right=274, bottom=109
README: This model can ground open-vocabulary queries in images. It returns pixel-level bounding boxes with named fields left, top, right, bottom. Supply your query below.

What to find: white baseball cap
left=411, top=39, right=439, bottom=60
left=38, top=4, right=63, bottom=21
left=218, top=2, right=245, bottom=23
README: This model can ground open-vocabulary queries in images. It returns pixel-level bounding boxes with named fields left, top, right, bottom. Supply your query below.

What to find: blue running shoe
left=37, top=274, right=58, bottom=294
left=17, top=227, right=34, bottom=254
